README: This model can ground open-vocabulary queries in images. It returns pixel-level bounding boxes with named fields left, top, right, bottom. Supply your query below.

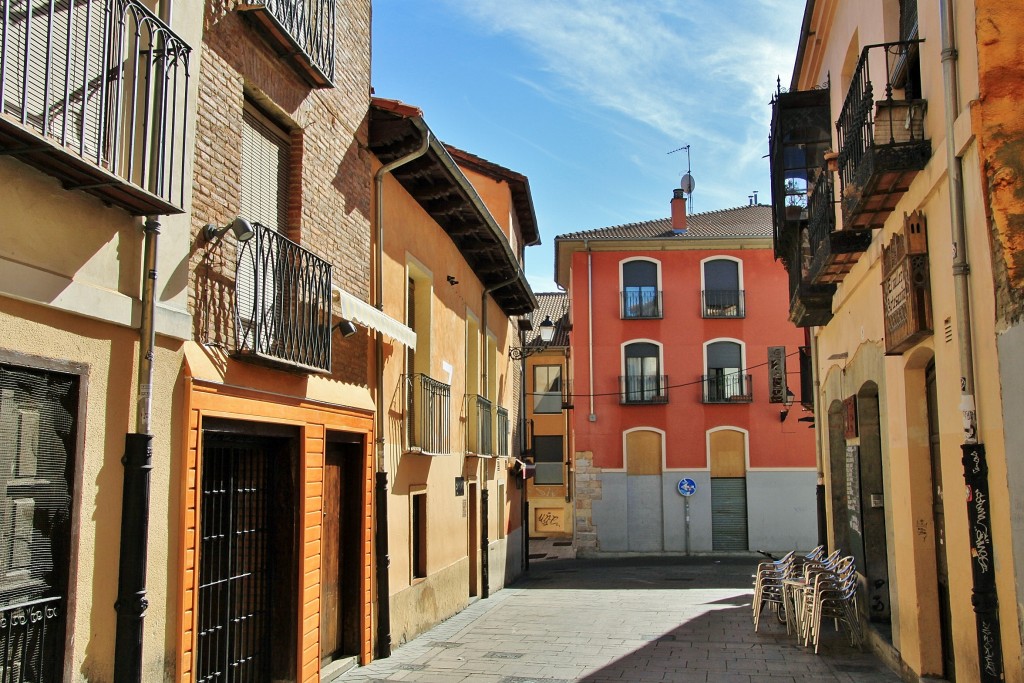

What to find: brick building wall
left=189, top=0, right=373, bottom=383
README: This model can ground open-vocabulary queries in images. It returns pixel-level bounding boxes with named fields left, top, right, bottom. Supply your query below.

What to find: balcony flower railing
left=496, top=406, right=509, bottom=458
left=619, top=375, right=669, bottom=405
left=807, top=169, right=836, bottom=266
left=469, top=394, right=493, bottom=456
left=241, top=0, right=335, bottom=86
left=702, top=290, right=745, bottom=318
left=407, top=374, right=451, bottom=455
left=702, top=373, right=753, bottom=403
left=621, top=289, right=662, bottom=319
left=1, top=595, right=64, bottom=683
left=234, top=222, right=333, bottom=373
left=0, top=0, right=192, bottom=214
left=836, top=40, right=926, bottom=199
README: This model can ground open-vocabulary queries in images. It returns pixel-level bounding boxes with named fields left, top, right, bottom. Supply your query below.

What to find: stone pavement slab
left=338, top=555, right=902, bottom=682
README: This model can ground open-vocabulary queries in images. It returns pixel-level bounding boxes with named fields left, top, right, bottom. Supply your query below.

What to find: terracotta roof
left=557, top=204, right=773, bottom=241
left=523, top=292, right=569, bottom=347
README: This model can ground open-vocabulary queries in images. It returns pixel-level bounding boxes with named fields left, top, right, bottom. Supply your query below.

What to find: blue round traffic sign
left=677, top=478, right=697, bottom=497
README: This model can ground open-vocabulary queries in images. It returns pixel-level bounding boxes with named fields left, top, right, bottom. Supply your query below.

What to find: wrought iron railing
left=259, top=0, right=335, bottom=83
left=407, top=374, right=451, bottom=454
left=0, top=596, right=64, bottom=683
left=469, top=394, right=493, bottom=456
left=619, top=375, right=669, bottom=404
left=0, top=0, right=192, bottom=211
left=836, top=40, right=926, bottom=197
left=702, top=290, right=745, bottom=318
left=702, top=373, right=753, bottom=403
left=807, top=168, right=836, bottom=264
left=234, top=222, right=333, bottom=373
left=621, top=289, right=662, bottom=319
left=496, top=406, right=509, bottom=458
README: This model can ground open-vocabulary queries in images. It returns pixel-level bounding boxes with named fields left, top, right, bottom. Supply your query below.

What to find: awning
left=333, top=287, right=417, bottom=348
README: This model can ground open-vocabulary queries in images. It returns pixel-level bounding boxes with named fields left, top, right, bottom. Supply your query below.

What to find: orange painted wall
left=570, top=247, right=815, bottom=470
left=177, top=375, right=375, bottom=682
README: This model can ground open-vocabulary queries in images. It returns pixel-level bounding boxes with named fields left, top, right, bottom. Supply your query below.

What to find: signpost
left=677, top=478, right=697, bottom=555
left=768, top=346, right=786, bottom=403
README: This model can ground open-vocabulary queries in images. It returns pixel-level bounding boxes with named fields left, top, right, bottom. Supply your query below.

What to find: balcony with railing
left=0, top=0, right=192, bottom=215
left=837, top=40, right=929, bottom=231
left=702, top=373, right=753, bottom=404
left=0, top=595, right=64, bottom=682
left=238, top=0, right=335, bottom=87
left=467, top=394, right=494, bottom=456
left=233, top=222, right=333, bottom=373
left=619, top=375, right=669, bottom=405
left=702, top=290, right=745, bottom=318
left=407, top=374, right=451, bottom=455
left=806, top=166, right=872, bottom=285
left=621, top=289, right=662, bottom=319
left=769, top=80, right=835, bottom=327
left=496, top=406, right=509, bottom=458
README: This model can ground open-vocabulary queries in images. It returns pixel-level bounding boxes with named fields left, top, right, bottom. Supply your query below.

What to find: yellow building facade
left=772, top=1, right=1024, bottom=680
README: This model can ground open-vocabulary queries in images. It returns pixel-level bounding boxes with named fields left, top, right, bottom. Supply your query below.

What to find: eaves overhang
left=369, top=99, right=537, bottom=316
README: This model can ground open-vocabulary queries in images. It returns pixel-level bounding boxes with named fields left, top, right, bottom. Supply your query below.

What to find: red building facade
left=555, top=192, right=818, bottom=554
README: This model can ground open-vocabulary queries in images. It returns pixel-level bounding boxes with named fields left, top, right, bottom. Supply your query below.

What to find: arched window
left=621, top=259, right=661, bottom=319
left=702, top=258, right=744, bottom=318
left=703, top=340, right=751, bottom=403
left=621, top=342, right=667, bottom=404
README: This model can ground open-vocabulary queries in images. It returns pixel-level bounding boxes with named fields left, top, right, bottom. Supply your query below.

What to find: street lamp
left=779, top=388, right=796, bottom=422
left=509, top=315, right=555, bottom=360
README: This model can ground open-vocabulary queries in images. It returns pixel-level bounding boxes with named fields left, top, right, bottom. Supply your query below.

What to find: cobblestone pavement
left=338, top=553, right=902, bottom=682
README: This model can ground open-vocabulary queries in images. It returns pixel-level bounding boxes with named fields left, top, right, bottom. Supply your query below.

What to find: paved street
left=338, top=548, right=902, bottom=682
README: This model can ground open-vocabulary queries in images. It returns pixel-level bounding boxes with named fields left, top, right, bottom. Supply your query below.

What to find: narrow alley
left=338, top=548, right=901, bottom=683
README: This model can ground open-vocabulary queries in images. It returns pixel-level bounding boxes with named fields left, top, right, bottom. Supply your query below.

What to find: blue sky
left=371, top=1, right=806, bottom=293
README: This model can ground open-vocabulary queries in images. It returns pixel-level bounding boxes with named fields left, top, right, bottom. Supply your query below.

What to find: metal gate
left=711, top=478, right=748, bottom=551
left=197, top=439, right=272, bottom=683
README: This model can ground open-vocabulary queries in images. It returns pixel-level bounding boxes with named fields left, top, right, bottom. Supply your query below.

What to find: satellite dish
left=680, top=173, right=695, bottom=194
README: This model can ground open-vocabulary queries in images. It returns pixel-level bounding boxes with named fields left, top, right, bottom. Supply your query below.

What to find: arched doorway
left=827, top=400, right=850, bottom=553
left=625, top=428, right=664, bottom=551
left=856, top=382, right=891, bottom=624
left=709, top=428, right=748, bottom=551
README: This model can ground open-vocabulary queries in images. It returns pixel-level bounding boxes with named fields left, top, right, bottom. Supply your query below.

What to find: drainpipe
left=372, top=132, right=430, bottom=659
left=810, top=331, right=827, bottom=548
left=480, top=274, right=520, bottom=600
left=585, top=239, right=594, bottom=420
left=113, top=217, right=159, bottom=682
left=940, top=3, right=1002, bottom=680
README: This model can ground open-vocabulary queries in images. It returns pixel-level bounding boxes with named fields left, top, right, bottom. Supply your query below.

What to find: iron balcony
left=619, top=375, right=669, bottom=405
left=237, top=0, right=335, bottom=87
left=702, top=374, right=754, bottom=404
left=0, top=0, right=192, bottom=215
left=407, top=373, right=451, bottom=455
left=233, top=222, right=333, bottom=373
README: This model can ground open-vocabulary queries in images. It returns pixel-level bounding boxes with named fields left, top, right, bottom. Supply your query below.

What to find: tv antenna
left=668, top=144, right=695, bottom=213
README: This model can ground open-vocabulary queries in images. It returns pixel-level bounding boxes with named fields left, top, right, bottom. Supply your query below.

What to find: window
left=704, top=341, right=751, bottom=402
left=533, top=436, right=564, bottom=485
left=622, top=342, right=667, bottom=404
left=533, top=365, right=562, bottom=414
left=411, top=492, right=426, bottom=579
left=621, top=260, right=662, bottom=318
left=241, top=105, right=289, bottom=232
left=702, top=258, right=745, bottom=318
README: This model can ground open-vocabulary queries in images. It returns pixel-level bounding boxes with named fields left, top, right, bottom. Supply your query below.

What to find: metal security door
left=711, top=478, right=748, bottom=551
left=197, top=439, right=272, bottom=683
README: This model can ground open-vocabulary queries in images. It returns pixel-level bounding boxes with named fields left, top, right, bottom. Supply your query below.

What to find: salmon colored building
left=554, top=193, right=818, bottom=555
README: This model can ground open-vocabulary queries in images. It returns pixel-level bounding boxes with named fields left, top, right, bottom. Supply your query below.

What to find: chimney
left=671, top=189, right=688, bottom=234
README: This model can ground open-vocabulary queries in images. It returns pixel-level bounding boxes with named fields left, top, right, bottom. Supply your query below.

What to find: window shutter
left=241, top=106, right=289, bottom=231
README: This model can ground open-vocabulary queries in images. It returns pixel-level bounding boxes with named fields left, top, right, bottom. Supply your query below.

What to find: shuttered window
left=711, top=478, right=748, bottom=551
left=241, top=105, right=289, bottom=232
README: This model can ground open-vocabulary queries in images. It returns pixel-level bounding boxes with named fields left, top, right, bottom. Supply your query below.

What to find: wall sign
left=882, top=211, right=932, bottom=354
left=844, top=396, right=858, bottom=439
left=768, top=346, right=787, bottom=403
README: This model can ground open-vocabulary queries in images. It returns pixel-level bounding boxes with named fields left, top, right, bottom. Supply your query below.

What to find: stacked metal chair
left=751, top=546, right=824, bottom=632
left=799, top=554, right=863, bottom=653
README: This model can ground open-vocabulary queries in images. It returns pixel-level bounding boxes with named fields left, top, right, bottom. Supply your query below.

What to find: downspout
left=114, top=217, right=159, bottom=683
left=373, top=131, right=430, bottom=659
left=810, top=331, right=827, bottom=548
left=480, top=273, right=520, bottom=600
left=939, top=2, right=1003, bottom=680
left=585, top=239, right=595, bottom=420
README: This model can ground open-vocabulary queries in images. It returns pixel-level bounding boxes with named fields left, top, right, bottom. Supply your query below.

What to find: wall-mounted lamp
left=204, top=216, right=255, bottom=242
left=779, top=388, right=796, bottom=422
left=333, top=319, right=358, bottom=338
left=446, top=275, right=459, bottom=286
left=509, top=315, right=555, bottom=360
